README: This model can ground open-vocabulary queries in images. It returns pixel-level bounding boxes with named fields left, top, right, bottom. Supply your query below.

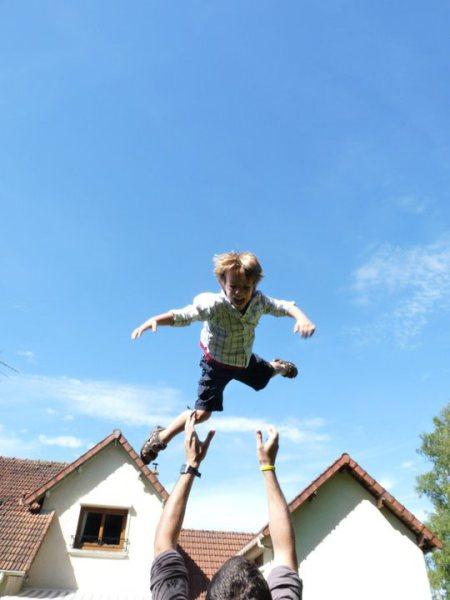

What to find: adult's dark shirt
left=151, top=550, right=303, bottom=600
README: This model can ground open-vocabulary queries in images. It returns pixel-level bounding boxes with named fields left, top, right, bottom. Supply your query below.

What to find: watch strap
left=180, top=463, right=201, bottom=478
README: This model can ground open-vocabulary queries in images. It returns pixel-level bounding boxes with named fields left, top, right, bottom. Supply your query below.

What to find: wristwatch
left=180, top=464, right=201, bottom=478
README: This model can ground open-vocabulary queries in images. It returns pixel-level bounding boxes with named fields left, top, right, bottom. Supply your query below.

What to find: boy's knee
left=253, top=381, right=269, bottom=391
left=195, top=409, right=211, bottom=423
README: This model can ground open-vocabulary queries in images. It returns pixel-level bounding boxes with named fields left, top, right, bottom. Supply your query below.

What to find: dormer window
left=74, top=506, right=128, bottom=551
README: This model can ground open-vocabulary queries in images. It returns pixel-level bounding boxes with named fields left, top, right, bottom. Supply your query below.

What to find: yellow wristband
left=260, top=465, right=275, bottom=472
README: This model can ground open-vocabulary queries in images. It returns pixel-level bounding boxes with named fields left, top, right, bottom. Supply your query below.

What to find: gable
left=257, top=453, right=441, bottom=553
left=288, top=473, right=433, bottom=600
left=291, top=471, right=420, bottom=559
left=24, top=430, right=168, bottom=506
left=40, top=443, right=163, bottom=513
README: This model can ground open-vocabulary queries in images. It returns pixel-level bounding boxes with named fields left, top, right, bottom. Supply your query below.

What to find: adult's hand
left=185, top=411, right=215, bottom=468
left=256, top=426, right=279, bottom=466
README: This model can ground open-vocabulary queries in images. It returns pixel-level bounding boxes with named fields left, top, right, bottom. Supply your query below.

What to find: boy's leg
left=159, top=409, right=211, bottom=445
left=234, top=354, right=297, bottom=392
left=141, top=410, right=211, bottom=465
left=195, top=355, right=234, bottom=412
left=270, top=359, right=298, bottom=378
left=140, top=409, right=211, bottom=465
left=140, top=356, right=232, bottom=465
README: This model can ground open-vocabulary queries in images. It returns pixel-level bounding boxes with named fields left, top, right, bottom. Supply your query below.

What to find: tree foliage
left=417, top=402, right=450, bottom=598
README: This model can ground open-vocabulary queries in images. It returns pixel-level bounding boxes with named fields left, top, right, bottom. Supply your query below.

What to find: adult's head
left=206, top=556, right=271, bottom=600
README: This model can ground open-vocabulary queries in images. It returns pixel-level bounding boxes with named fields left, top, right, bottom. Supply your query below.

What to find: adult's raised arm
left=256, top=427, right=298, bottom=571
left=154, top=413, right=215, bottom=555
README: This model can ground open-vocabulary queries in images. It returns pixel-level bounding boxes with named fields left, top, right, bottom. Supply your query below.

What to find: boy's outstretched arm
left=286, top=305, right=316, bottom=338
left=257, top=427, right=298, bottom=571
left=131, top=299, right=204, bottom=339
left=154, top=413, right=215, bottom=556
left=131, top=312, right=175, bottom=339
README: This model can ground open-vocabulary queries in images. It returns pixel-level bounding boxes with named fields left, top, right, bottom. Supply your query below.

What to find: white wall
left=1, top=575, right=25, bottom=596
left=260, top=472, right=432, bottom=600
left=26, top=444, right=163, bottom=594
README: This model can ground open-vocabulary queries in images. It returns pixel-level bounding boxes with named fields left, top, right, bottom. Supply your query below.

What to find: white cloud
left=46, top=407, right=57, bottom=415
left=395, top=195, right=429, bottom=215
left=209, top=415, right=329, bottom=444
left=17, top=350, right=36, bottom=364
left=401, top=460, right=415, bottom=470
left=0, top=424, right=34, bottom=457
left=278, top=472, right=309, bottom=486
left=38, top=434, right=83, bottom=448
left=379, top=477, right=395, bottom=491
left=0, top=374, right=183, bottom=426
left=350, top=237, right=450, bottom=346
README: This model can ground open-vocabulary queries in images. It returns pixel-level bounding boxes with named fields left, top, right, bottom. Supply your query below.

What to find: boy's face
left=222, top=268, right=256, bottom=312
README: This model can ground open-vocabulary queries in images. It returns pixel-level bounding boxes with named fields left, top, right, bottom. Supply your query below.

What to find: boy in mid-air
left=131, top=251, right=315, bottom=465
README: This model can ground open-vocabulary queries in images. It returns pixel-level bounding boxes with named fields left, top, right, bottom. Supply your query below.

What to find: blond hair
left=213, top=251, right=263, bottom=285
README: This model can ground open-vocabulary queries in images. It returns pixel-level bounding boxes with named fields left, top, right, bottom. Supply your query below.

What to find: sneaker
left=140, top=426, right=167, bottom=465
left=273, top=358, right=298, bottom=379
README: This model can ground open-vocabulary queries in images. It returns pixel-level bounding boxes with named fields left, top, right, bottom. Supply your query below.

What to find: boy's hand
left=131, top=319, right=157, bottom=340
left=256, top=426, right=279, bottom=466
left=293, top=318, right=315, bottom=338
left=185, top=412, right=215, bottom=468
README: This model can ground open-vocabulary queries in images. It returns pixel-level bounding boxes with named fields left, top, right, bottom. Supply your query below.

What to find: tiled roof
left=0, top=457, right=66, bottom=503
left=24, top=430, right=168, bottom=505
left=178, top=529, right=255, bottom=599
left=257, top=452, right=442, bottom=553
left=0, top=430, right=169, bottom=574
left=0, top=457, right=64, bottom=572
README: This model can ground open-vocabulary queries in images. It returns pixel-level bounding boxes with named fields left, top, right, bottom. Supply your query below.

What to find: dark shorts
left=195, top=354, right=275, bottom=412
left=150, top=550, right=302, bottom=600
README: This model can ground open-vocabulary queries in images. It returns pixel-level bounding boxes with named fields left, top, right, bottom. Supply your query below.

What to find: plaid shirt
left=170, top=291, right=295, bottom=367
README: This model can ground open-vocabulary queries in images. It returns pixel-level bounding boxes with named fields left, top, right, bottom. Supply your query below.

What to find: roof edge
left=23, top=431, right=168, bottom=505
left=255, top=452, right=442, bottom=553
left=23, top=510, right=56, bottom=573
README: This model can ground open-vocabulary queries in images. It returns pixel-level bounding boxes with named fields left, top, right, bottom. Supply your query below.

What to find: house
left=239, top=453, right=442, bottom=600
left=0, top=430, right=253, bottom=600
left=0, top=430, right=442, bottom=600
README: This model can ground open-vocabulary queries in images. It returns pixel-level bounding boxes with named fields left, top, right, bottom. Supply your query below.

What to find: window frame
left=74, top=506, right=128, bottom=552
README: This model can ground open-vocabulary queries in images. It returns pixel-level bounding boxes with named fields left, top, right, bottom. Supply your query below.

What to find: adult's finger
left=202, top=430, right=215, bottom=454
left=256, top=430, right=263, bottom=448
left=267, top=425, right=278, bottom=437
left=185, top=412, right=196, bottom=434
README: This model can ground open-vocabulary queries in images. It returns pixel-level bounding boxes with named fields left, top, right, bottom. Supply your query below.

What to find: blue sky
left=1, top=2, right=449, bottom=531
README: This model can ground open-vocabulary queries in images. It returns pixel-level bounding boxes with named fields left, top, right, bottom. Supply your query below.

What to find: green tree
left=417, top=402, right=450, bottom=599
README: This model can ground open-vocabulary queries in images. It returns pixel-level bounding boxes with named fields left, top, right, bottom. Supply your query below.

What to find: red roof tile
left=178, top=529, right=255, bottom=599
left=258, top=453, right=442, bottom=553
left=0, top=457, right=64, bottom=572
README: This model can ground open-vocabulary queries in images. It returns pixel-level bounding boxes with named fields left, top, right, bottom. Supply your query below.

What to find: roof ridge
left=256, top=452, right=442, bottom=553
left=23, top=430, right=169, bottom=504
left=181, top=528, right=255, bottom=535
left=0, top=456, right=67, bottom=467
